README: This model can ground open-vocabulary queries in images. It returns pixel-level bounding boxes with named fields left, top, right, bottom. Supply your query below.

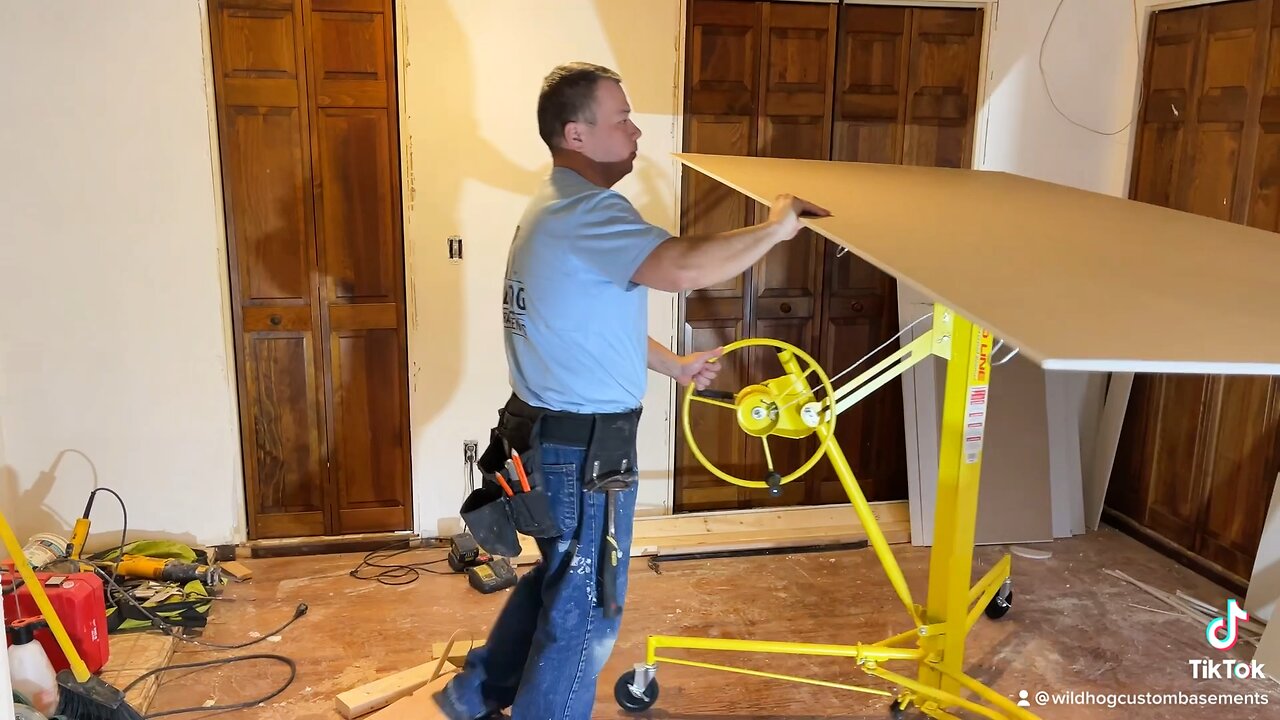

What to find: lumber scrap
left=1104, top=569, right=1264, bottom=646
left=366, top=670, right=455, bottom=720
left=335, top=659, right=456, bottom=719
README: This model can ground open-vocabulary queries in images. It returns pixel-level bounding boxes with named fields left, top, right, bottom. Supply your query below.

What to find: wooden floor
left=146, top=526, right=1280, bottom=719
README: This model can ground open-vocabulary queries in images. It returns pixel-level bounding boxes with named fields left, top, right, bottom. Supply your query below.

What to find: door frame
left=668, top=0, right=996, bottom=540
left=202, top=0, right=414, bottom=540
left=198, top=0, right=249, bottom=542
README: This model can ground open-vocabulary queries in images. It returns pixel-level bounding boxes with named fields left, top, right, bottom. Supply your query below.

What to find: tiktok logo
left=1206, top=599, right=1249, bottom=651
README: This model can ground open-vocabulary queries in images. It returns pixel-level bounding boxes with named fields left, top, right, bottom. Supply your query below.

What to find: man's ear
left=561, top=120, right=585, bottom=149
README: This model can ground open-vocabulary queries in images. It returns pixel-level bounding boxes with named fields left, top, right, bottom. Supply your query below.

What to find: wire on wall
left=1039, top=0, right=1143, bottom=137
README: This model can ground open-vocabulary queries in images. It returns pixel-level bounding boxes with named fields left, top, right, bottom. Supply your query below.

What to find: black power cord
left=121, top=653, right=297, bottom=718
left=43, top=487, right=304, bottom=717
left=349, top=539, right=453, bottom=585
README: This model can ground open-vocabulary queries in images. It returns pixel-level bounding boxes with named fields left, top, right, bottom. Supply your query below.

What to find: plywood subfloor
left=99, top=630, right=177, bottom=712
left=146, top=528, right=1280, bottom=719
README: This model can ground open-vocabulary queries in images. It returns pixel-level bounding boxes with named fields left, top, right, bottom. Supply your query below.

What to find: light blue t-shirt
left=503, top=167, right=671, bottom=413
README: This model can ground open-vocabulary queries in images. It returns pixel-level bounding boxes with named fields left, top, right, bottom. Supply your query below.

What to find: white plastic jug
left=7, top=619, right=60, bottom=716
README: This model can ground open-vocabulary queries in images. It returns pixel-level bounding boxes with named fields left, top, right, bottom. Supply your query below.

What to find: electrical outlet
left=464, top=439, right=478, bottom=464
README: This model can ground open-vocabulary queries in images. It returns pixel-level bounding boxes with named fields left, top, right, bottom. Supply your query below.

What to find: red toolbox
left=2, top=568, right=110, bottom=674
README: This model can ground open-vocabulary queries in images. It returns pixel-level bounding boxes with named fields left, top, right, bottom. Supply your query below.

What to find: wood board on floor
left=98, top=631, right=178, bottom=713
left=365, top=670, right=454, bottom=719
left=509, top=501, right=910, bottom=563
left=336, top=659, right=456, bottom=718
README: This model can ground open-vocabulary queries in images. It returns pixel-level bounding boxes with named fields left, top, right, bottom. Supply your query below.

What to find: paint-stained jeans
left=434, top=440, right=639, bottom=720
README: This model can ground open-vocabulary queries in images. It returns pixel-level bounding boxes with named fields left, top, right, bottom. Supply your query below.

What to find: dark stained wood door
left=811, top=4, right=982, bottom=506
left=747, top=1, right=838, bottom=508
left=209, top=0, right=411, bottom=539
left=677, top=0, right=762, bottom=511
left=674, top=1, right=983, bottom=512
left=1109, top=0, right=1280, bottom=585
left=307, top=0, right=411, bottom=534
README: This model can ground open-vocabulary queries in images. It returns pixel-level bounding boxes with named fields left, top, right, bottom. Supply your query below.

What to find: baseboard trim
left=244, top=530, right=418, bottom=558
left=1101, top=508, right=1248, bottom=598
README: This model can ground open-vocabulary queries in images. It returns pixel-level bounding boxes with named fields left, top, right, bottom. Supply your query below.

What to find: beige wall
left=398, top=0, right=684, bottom=533
left=0, top=0, right=1172, bottom=548
left=0, top=1, right=243, bottom=549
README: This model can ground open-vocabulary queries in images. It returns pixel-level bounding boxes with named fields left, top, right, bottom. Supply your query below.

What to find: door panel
left=1248, top=4, right=1280, bottom=228
left=211, top=0, right=410, bottom=539
left=816, top=4, right=982, bottom=504
left=310, top=8, right=389, bottom=107
left=1132, top=9, right=1201, bottom=209
left=315, top=109, right=396, bottom=300
left=1142, top=376, right=1214, bottom=548
left=1110, top=0, right=1280, bottom=587
left=749, top=2, right=835, bottom=505
left=244, top=334, right=327, bottom=538
left=833, top=5, right=909, bottom=164
left=227, top=109, right=312, bottom=302
left=1180, top=2, right=1260, bottom=221
left=902, top=8, right=982, bottom=168
left=675, top=1, right=983, bottom=513
left=676, top=0, right=761, bottom=511
left=1197, top=378, right=1280, bottom=577
left=679, top=320, right=752, bottom=512
left=305, top=0, right=410, bottom=534
left=330, top=328, right=410, bottom=531
left=211, top=0, right=330, bottom=539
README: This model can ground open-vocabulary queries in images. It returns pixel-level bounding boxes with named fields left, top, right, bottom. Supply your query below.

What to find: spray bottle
left=6, top=617, right=60, bottom=716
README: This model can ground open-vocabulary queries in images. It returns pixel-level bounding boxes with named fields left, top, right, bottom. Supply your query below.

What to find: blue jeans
left=435, top=441, right=639, bottom=720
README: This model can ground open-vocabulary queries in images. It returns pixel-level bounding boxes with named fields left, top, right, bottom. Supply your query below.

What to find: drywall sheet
left=1246, top=476, right=1280, bottom=623
left=674, top=154, right=1280, bottom=375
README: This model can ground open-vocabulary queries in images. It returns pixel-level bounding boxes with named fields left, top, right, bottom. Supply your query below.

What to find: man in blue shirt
left=434, top=62, right=828, bottom=720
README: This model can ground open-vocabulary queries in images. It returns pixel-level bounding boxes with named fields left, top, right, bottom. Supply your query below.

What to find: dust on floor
left=145, top=526, right=1280, bottom=719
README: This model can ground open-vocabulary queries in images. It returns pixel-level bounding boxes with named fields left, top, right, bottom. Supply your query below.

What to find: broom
left=0, top=509, right=144, bottom=719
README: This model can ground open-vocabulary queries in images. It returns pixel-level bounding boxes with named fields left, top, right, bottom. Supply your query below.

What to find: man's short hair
left=538, top=62, right=622, bottom=149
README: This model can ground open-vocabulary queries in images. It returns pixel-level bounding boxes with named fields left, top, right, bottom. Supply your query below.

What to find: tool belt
left=460, top=393, right=641, bottom=561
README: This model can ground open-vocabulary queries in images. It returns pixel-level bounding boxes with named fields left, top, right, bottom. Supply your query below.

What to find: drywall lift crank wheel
left=679, top=337, right=838, bottom=497
left=617, top=307, right=1032, bottom=720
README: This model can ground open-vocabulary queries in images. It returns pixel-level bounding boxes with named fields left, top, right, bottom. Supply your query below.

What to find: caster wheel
left=615, top=670, right=659, bottom=713
left=985, top=589, right=1013, bottom=620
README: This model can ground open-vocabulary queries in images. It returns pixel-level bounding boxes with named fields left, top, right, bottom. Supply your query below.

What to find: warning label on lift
left=964, top=328, right=994, bottom=464
left=964, top=386, right=989, bottom=464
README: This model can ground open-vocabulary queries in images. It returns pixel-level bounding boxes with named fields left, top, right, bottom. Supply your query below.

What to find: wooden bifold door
left=208, top=0, right=412, bottom=539
left=675, top=0, right=984, bottom=512
left=1107, top=0, right=1280, bottom=590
